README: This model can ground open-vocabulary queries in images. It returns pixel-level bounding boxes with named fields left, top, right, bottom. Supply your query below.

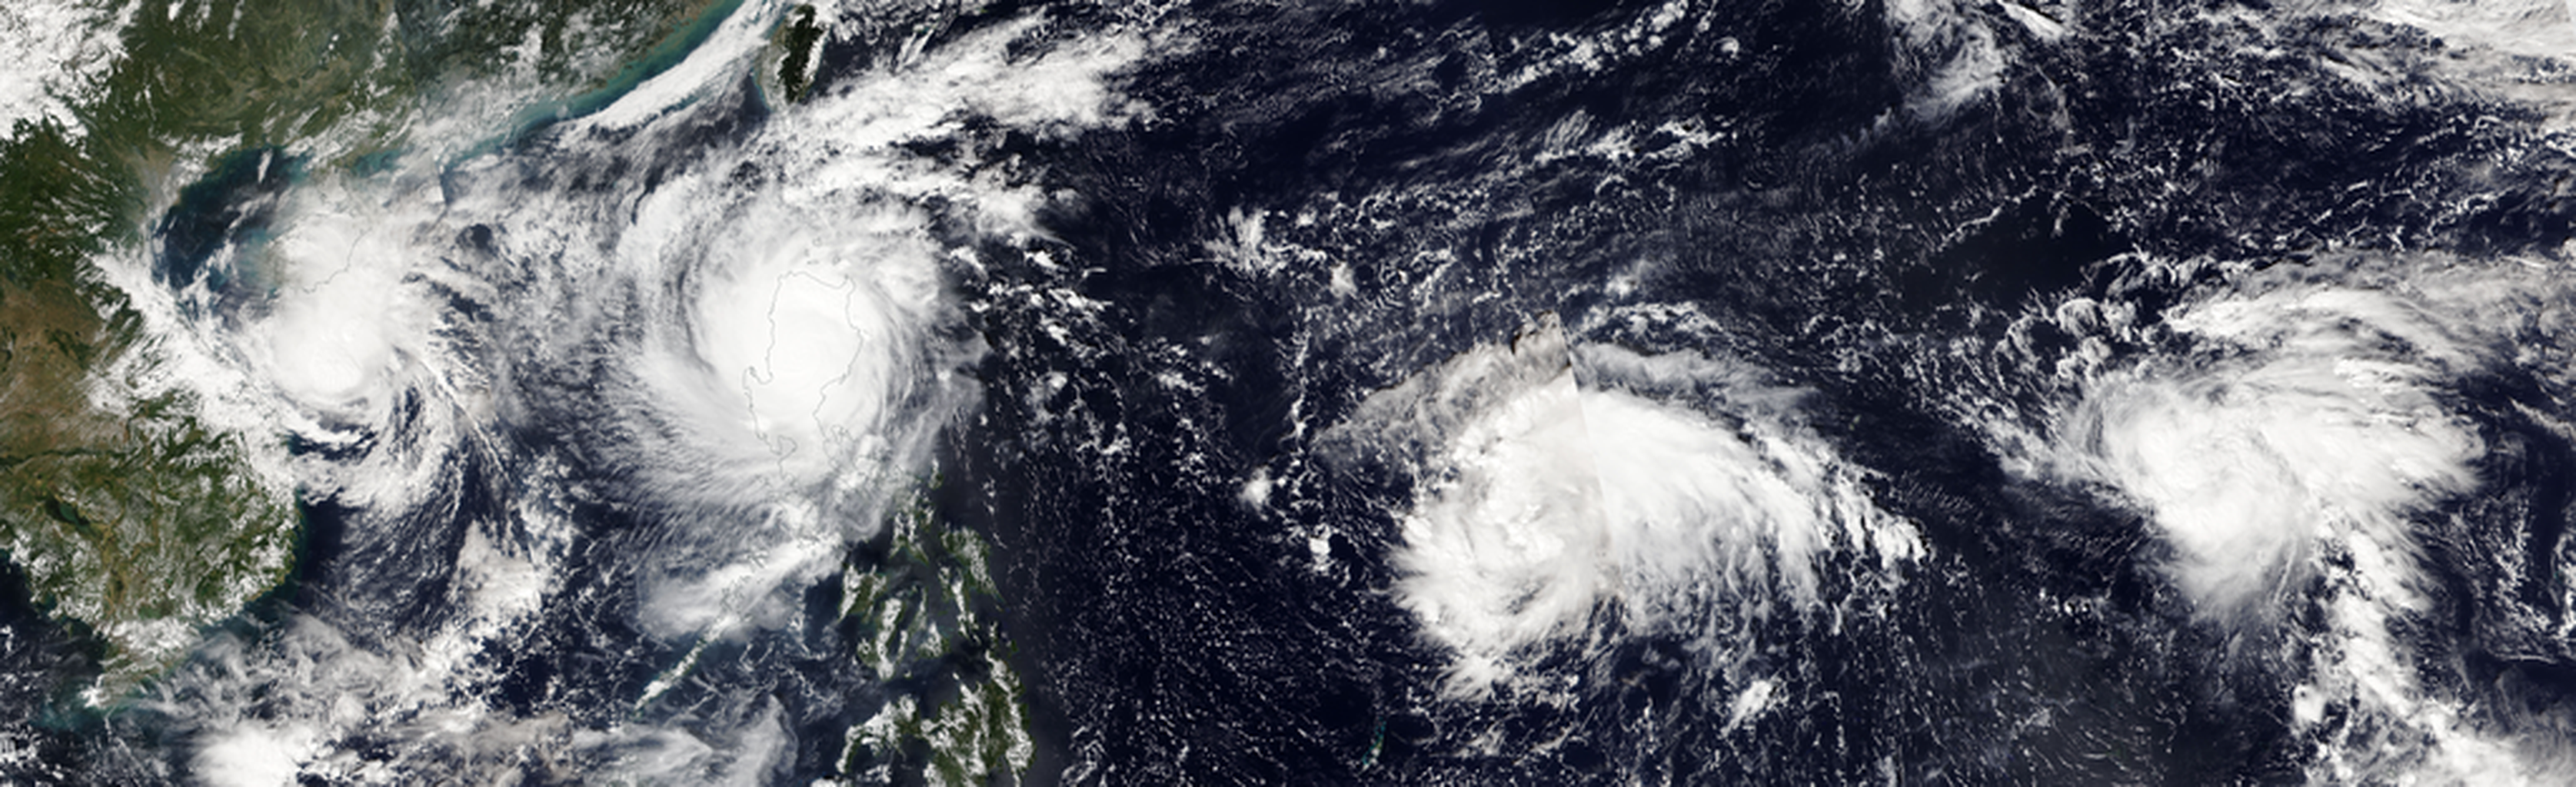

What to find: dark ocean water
left=959, top=0, right=2576, bottom=783
left=12, top=0, right=2576, bottom=783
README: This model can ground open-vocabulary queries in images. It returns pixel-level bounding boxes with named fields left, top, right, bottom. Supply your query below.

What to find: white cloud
left=1997, top=256, right=2576, bottom=785
left=2041, top=285, right=2484, bottom=616
left=0, top=1, right=125, bottom=137
left=60, top=1, right=1166, bottom=779
left=1334, top=318, right=1916, bottom=696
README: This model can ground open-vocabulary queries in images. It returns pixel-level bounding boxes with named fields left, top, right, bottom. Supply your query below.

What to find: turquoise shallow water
left=14, top=0, right=2576, bottom=784
left=463, top=0, right=751, bottom=165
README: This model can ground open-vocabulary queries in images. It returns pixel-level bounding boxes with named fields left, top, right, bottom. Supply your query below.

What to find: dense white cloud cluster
left=0, top=2, right=124, bottom=136
left=1336, top=318, right=1918, bottom=696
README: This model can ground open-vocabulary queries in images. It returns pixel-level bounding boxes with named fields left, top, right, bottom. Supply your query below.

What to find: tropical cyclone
left=7, top=1, right=1148, bottom=782
left=1322, top=316, right=1920, bottom=697
left=11, top=0, right=2576, bottom=784
left=0, top=0, right=739, bottom=705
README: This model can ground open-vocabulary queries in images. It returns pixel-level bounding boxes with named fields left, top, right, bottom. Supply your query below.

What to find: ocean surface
left=5, top=0, right=2576, bottom=783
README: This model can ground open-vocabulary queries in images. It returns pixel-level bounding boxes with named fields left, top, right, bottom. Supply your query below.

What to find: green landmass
left=837, top=477, right=1035, bottom=786
left=0, top=0, right=724, bottom=700
left=770, top=5, right=828, bottom=104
